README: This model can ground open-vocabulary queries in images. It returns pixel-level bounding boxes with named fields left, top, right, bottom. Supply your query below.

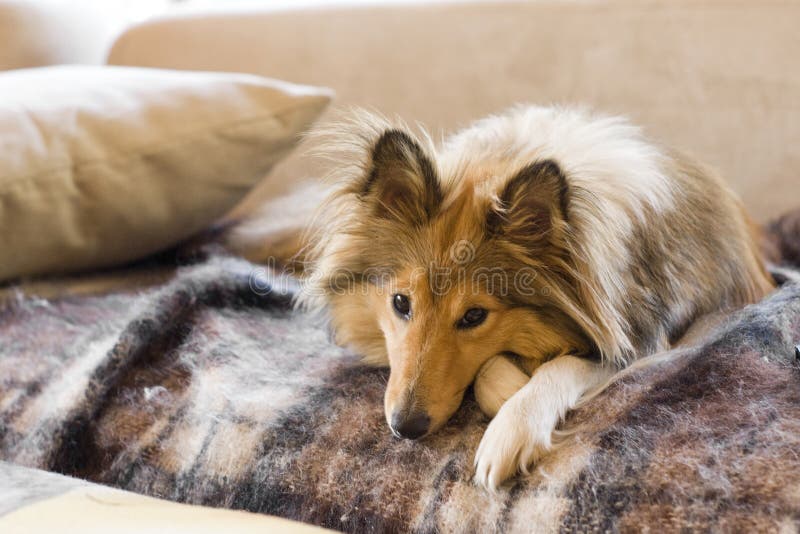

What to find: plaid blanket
left=1, top=212, right=800, bottom=533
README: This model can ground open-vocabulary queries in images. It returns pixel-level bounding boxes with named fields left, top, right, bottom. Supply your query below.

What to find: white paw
left=473, top=395, right=553, bottom=491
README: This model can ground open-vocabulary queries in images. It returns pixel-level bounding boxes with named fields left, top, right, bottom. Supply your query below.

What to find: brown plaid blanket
left=2, top=211, right=800, bottom=533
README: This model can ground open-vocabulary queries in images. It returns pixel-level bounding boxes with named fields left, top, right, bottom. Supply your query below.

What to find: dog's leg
left=474, top=355, right=530, bottom=418
left=473, top=355, right=614, bottom=490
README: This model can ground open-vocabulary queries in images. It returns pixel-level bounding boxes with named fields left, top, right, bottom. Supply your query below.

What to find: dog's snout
left=390, top=410, right=430, bottom=440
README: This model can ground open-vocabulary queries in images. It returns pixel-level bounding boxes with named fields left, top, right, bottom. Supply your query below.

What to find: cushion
left=0, top=65, right=331, bottom=281
left=0, top=463, right=333, bottom=534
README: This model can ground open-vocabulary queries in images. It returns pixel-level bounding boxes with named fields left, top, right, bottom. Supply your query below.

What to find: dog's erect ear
left=488, top=160, right=569, bottom=246
left=361, top=129, right=442, bottom=222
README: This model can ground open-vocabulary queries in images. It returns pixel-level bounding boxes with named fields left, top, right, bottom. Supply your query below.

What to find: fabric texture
left=0, top=65, right=331, bottom=281
left=1, top=214, right=800, bottom=532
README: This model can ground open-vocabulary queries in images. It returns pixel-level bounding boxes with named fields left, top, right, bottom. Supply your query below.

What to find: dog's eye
left=392, top=293, right=411, bottom=319
left=457, top=307, right=488, bottom=329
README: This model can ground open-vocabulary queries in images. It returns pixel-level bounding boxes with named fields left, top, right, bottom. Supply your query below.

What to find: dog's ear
left=361, top=129, right=442, bottom=222
left=488, top=160, right=569, bottom=247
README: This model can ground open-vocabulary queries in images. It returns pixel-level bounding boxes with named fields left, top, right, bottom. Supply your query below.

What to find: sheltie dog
left=292, top=106, right=773, bottom=490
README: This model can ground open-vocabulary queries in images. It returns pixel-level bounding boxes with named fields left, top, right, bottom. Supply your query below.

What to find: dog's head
left=304, top=122, right=592, bottom=439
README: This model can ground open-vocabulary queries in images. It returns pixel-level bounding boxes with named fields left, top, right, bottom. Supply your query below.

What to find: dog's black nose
left=390, top=411, right=430, bottom=440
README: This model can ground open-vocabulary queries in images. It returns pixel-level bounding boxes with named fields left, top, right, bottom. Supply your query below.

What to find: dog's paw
left=473, top=395, right=552, bottom=491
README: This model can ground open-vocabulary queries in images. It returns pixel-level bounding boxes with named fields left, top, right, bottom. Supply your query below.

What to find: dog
left=294, top=105, right=774, bottom=490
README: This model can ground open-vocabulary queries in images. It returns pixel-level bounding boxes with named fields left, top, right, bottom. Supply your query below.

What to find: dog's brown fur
left=296, top=106, right=773, bottom=488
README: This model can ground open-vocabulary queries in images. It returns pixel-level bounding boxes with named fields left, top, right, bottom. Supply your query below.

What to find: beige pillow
left=0, top=65, right=331, bottom=281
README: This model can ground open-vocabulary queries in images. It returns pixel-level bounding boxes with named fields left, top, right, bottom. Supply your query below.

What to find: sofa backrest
left=108, top=1, right=800, bottom=222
